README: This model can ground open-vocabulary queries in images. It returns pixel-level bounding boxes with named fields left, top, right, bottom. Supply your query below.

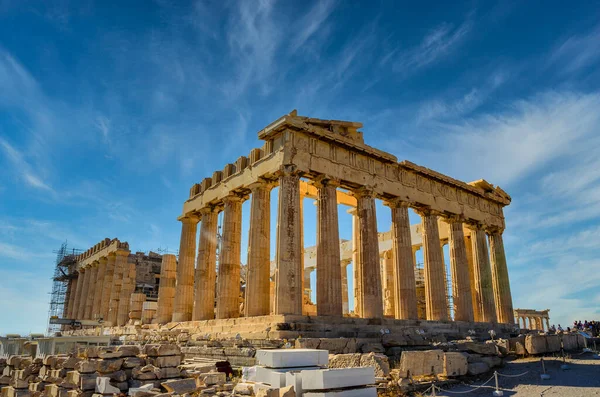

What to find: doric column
left=349, top=208, right=362, bottom=316
left=91, top=257, right=107, bottom=320
left=355, top=189, right=383, bottom=319
left=65, top=275, right=77, bottom=319
left=84, top=263, right=98, bottom=320
left=245, top=181, right=273, bottom=317
left=274, top=166, right=303, bottom=315
left=316, top=178, right=342, bottom=316
left=108, top=250, right=129, bottom=325
left=488, top=230, right=514, bottom=324
left=446, top=217, right=474, bottom=322
left=418, top=209, right=448, bottom=321
left=156, top=254, right=178, bottom=323
left=464, top=234, right=480, bottom=321
left=469, top=224, right=498, bottom=323
left=172, top=214, right=199, bottom=322
left=382, top=250, right=395, bottom=317
left=387, top=200, right=418, bottom=320
left=100, top=254, right=116, bottom=321
left=74, top=267, right=87, bottom=320
left=217, top=195, right=243, bottom=319
left=117, top=262, right=136, bottom=326
left=304, top=267, right=313, bottom=303
left=193, top=207, right=219, bottom=320
left=341, top=260, right=350, bottom=315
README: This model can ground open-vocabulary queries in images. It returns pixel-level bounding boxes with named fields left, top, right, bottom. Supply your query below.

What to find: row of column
left=64, top=250, right=136, bottom=326
left=516, top=316, right=550, bottom=331
left=173, top=168, right=513, bottom=324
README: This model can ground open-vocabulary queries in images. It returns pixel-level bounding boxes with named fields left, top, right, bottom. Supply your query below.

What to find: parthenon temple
left=175, top=111, right=514, bottom=326
left=62, top=111, right=515, bottom=336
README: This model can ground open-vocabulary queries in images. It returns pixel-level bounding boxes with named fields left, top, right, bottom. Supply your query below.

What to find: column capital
left=178, top=213, right=200, bottom=224
left=98, top=257, right=108, bottom=264
left=277, top=164, right=302, bottom=177
left=340, top=259, right=352, bottom=267
left=222, top=192, right=247, bottom=204
left=312, top=175, right=341, bottom=188
left=383, top=197, right=411, bottom=208
left=412, top=245, right=420, bottom=254
left=248, top=178, right=277, bottom=192
left=442, top=213, right=466, bottom=224
left=351, top=186, right=376, bottom=199
left=464, top=220, right=484, bottom=231
left=485, top=225, right=505, bottom=234
left=413, top=206, right=443, bottom=217
left=198, top=205, right=220, bottom=216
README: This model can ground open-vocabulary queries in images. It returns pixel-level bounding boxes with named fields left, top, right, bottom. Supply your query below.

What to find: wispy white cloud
left=0, top=137, right=55, bottom=193
left=549, top=24, right=600, bottom=75
left=393, top=18, right=472, bottom=75
left=289, top=0, right=337, bottom=53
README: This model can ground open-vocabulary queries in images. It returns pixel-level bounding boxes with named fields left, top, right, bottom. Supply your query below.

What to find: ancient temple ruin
left=172, top=111, right=514, bottom=327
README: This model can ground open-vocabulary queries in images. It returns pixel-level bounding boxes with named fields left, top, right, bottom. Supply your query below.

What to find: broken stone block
left=198, top=372, right=226, bottom=386
left=122, top=357, right=145, bottom=369
left=96, top=352, right=122, bottom=360
left=525, top=335, right=549, bottom=355
left=155, top=368, right=180, bottom=380
left=358, top=353, right=389, bottom=377
left=96, top=360, right=123, bottom=374
left=75, top=361, right=98, bottom=374
left=160, top=378, right=201, bottom=394
left=480, top=356, right=502, bottom=368
left=455, top=342, right=497, bottom=356
left=143, top=345, right=180, bottom=357
left=398, top=350, right=444, bottom=378
left=200, top=388, right=215, bottom=395
left=232, top=383, right=254, bottom=396
left=279, top=385, right=295, bottom=397
left=255, top=388, right=278, bottom=397
left=95, top=377, right=120, bottom=395
left=2, top=386, right=32, bottom=397
left=442, top=352, right=468, bottom=377
left=146, top=356, right=180, bottom=368
left=77, top=374, right=98, bottom=391
left=102, top=371, right=127, bottom=383
left=467, top=362, right=489, bottom=375
left=116, top=346, right=140, bottom=357
left=61, top=358, right=81, bottom=370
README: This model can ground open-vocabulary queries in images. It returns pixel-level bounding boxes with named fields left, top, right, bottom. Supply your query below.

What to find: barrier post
left=492, top=370, right=504, bottom=396
left=540, top=357, right=550, bottom=380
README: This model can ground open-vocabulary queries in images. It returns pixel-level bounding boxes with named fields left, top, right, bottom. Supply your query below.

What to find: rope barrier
left=496, top=371, right=530, bottom=378
left=432, top=374, right=496, bottom=394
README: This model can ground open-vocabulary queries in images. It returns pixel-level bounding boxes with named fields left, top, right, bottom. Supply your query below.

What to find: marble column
left=350, top=208, right=362, bottom=316
left=245, top=182, right=272, bottom=317
left=83, top=263, right=98, bottom=320
left=65, top=276, right=77, bottom=319
left=419, top=209, right=448, bottom=321
left=382, top=250, right=395, bottom=317
left=316, top=178, right=342, bottom=316
left=355, top=189, right=383, bottom=319
left=447, top=218, right=474, bottom=322
left=100, top=254, right=116, bottom=321
left=217, top=195, right=243, bottom=319
left=341, top=260, right=350, bottom=315
left=108, top=250, right=128, bottom=325
left=75, top=267, right=88, bottom=320
left=388, top=201, right=418, bottom=320
left=117, top=262, right=136, bottom=326
left=304, top=267, right=313, bottom=303
left=489, top=230, right=514, bottom=324
left=156, top=254, right=178, bottom=323
left=172, top=214, right=199, bottom=322
left=464, top=234, right=481, bottom=321
left=91, top=257, right=107, bottom=320
left=469, top=225, right=498, bottom=323
left=275, top=167, right=303, bottom=315
left=193, top=207, right=219, bottom=321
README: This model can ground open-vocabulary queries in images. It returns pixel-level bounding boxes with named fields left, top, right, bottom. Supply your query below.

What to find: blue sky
left=1, top=1, right=599, bottom=335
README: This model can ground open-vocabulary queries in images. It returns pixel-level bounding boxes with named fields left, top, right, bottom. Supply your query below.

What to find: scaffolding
left=47, top=242, right=82, bottom=335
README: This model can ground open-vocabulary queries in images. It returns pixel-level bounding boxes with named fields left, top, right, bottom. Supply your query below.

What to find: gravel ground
left=429, top=353, right=600, bottom=396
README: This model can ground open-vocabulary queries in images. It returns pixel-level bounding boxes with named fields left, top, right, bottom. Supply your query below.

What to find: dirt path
left=429, top=353, right=600, bottom=396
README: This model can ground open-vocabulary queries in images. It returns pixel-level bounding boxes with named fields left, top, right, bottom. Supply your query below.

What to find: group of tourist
left=547, top=320, right=600, bottom=336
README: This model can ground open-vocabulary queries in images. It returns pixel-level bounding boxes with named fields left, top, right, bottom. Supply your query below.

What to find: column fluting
left=193, top=207, right=219, bottom=320
left=217, top=195, right=243, bottom=319
left=172, top=214, right=199, bottom=322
